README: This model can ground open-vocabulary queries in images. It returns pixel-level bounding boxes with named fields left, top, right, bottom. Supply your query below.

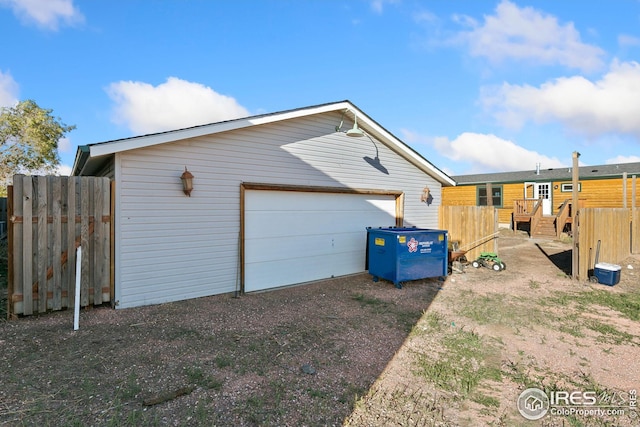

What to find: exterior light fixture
left=180, top=167, right=194, bottom=196
left=335, top=109, right=364, bottom=138
left=345, top=114, right=364, bottom=137
left=335, top=109, right=386, bottom=173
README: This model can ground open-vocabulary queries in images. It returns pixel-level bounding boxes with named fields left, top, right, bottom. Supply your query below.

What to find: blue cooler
left=594, top=262, right=621, bottom=286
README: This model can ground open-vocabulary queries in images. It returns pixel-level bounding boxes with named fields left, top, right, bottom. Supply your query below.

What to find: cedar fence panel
left=577, top=208, right=631, bottom=281
left=439, top=206, right=498, bottom=262
left=7, top=175, right=112, bottom=317
left=634, top=209, right=640, bottom=254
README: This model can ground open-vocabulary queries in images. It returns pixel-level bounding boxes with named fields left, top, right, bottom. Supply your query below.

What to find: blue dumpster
left=367, top=227, right=448, bottom=288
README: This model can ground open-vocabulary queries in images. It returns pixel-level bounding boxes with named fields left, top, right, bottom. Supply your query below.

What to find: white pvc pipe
left=74, top=246, right=82, bottom=331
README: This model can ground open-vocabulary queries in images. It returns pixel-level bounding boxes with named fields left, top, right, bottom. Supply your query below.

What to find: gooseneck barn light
left=335, top=109, right=364, bottom=138
left=335, top=110, right=388, bottom=174
left=180, top=167, right=194, bottom=196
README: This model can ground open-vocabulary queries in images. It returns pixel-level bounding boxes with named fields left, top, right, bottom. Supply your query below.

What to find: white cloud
left=370, top=0, right=399, bottom=14
left=57, top=137, right=72, bottom=153
left=453, top=0, right=605, bottom=72
left=0, top=70, right=19, bottom=107
left=403, top=129, right=565, bottom=173
left=414, top=10, right=437, bottom=24
left=55, top=164, right=72, bottom=176
left=606, top=155, right=640, bottom=164
left=0, top=0, right=84, bottom=31
left=481, top=60, right=640, bottom=138
left=619, top=34, right=640, bottom=48
left=107, top=77, right=250, bottom=135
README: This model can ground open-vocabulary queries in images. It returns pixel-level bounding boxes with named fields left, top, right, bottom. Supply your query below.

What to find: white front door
left=534, top=183, right=552, bottom=215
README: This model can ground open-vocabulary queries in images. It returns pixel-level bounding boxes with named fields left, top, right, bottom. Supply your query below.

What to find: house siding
left=443, top=175, right=639, bottom=228
left=114, top=113, right=443, bottom=308
left=442, top=183, right=521, bottom=225
left=569, top=177, right=638, bottom=209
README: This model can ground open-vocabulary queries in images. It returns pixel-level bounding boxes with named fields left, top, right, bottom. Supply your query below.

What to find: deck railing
left=514, top=198, right=541, bottom=217
left=556, top=199, right=571, bottom=237
left=555, top=199, right=586, bottom=237
left=530, top=199, right=543, bottom=236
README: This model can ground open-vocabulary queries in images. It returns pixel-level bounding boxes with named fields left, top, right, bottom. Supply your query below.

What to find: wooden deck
left=513, top=199, right=584, bottom=238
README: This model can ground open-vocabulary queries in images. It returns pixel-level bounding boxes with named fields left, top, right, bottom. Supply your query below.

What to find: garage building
left=72, top=101, right=454, bottom=309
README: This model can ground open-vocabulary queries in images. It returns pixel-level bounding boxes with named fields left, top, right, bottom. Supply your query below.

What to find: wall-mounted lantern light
left=180, top=167, right=194, bottom=196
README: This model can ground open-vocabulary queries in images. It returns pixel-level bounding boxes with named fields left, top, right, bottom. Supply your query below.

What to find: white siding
left=114, top=113, right=443, bottom=308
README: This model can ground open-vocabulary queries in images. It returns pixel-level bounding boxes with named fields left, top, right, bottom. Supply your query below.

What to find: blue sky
left=2, top=0, right=640, bottom=177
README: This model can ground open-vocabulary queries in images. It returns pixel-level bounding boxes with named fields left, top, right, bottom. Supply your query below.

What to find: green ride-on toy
left=471, top=252, right=506, bottom=271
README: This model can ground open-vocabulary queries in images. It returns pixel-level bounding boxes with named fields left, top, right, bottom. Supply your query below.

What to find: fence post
left=633, top=176, right=637, bottom=254
left=571, top=151, right=580, bottom=281
left=74, top=246, right=82, bottom=331
left=623, top=172, right=628, bottom=209
left=6, top=185, right=13, bottom=319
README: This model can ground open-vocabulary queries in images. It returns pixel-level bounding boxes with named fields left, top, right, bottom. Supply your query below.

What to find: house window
left=477, top=185, right=503, bottom=207
left=560, top=183, right=581, bottom=192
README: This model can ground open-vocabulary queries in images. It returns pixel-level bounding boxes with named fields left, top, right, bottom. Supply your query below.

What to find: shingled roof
left=453, top=162, right=640, bottom=185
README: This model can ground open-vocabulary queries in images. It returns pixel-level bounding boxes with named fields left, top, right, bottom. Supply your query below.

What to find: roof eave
left=71, top=145, right=90, bottom=176
left=77, top=100, right=455, bottom=186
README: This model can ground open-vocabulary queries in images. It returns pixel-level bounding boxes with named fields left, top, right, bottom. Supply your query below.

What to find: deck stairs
left=531, top=216, right=557, bottom=238
left=514, top=198, right=583, bottom=239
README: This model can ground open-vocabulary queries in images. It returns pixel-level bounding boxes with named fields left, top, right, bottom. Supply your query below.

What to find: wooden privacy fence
left=439, top=206, right=498, bottom=261
left=7, top=175, right=112, bottom=317
left=634, top=209, right=640, bottom=254
left=0, top=197, right=7, bottom=236
left=576, top=208, right=632, bottom=281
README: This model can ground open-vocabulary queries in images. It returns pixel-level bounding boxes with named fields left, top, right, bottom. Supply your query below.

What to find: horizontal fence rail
left=8, top=175, right=112, bottom=317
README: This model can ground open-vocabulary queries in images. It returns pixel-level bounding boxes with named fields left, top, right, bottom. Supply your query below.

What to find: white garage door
left=244, top=190, right=397, bottom=292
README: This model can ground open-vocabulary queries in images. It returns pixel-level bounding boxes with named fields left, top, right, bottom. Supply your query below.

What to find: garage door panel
left=245, top=212, right=347, bottom=238
left=245, top=212, right=390, bottom=239
left=245, top=252, right=366, bottom=291
left=245, top=232, right=365, bottom=263
left=244, top=190, right=396, bottom=293
left=245, top=191, right=393, bottom=211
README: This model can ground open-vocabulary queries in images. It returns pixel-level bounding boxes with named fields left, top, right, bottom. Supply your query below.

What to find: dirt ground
left=1, top=231, right=639, bottom=426
left=347, top=231, right=640, bottom=427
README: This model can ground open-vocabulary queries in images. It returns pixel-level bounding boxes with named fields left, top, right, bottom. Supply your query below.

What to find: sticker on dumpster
left=375, top=237, right=385, bottom=246
left=438, top=234, right=444, bottom=241
left=419, top=241, right=433, bottom=253
left=398, top=236, right=407, bottom=244
left=407, top=237, right=418, bottom=253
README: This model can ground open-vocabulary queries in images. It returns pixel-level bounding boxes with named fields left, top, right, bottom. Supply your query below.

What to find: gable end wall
left=113, top=114, right=443, bottom=308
